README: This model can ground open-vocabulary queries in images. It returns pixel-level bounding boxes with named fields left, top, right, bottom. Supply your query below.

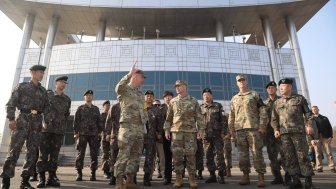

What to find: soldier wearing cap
left=1, top=65, right=50, bottom=189
left=200, top=88, right=227, bottom=184
left=105, top=102, right=121, bottom=185
left=100, top=100, right=111, bottom=179
left=35, top=76, right=71, bottom=187
left=73, top=90, right=102, bottom=182
left=114, top=62, right=148, bottom=189
left=143, top=90, right=164, bottom=186
left=228, top=74, right=267, bottom=187
left=164, top=80, right=205, bottom=189
left=271, top=78, right=315, bottom=189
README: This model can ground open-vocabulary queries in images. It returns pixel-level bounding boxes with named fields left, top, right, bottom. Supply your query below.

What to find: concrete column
left=285, top=16, right=310, bottom=101
left=261, top=17, right=279, bottom=83
left=0, top=13, right=35, bottom=153
left=96, top=19, right=106, bottom=41
left=216, top=20, right=224, bottom=42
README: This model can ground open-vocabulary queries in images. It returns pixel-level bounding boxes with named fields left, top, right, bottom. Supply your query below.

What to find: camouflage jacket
left=200, top=102, right=228, bottom=137
left=228, top=90, right=268, bottom=132
left=264, top=95, right=279, bottom=130
left=146, top=105, right=164, bottom=139
left=43, top=90, right=71, bottom=134
left=6, top=80, right=49, bottom=123
left=105, top=102, right=121, bottom=138
left=74, top=104, right=102, bottom=136
left=164, top=94, right=205, bottom=133
left=115, top=74, right=148, bottom=125
left=271, top=94, right=313, bottom=134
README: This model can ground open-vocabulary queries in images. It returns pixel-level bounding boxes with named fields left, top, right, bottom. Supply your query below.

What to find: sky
left=0, top=1, right=335, bottom=135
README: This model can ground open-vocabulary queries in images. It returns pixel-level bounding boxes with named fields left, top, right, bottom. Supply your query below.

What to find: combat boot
left=196, top=170, right=203, bottom=180
left=205, top=171, right=217, bottom=183
left=304, top=176, right=316, bottom=189
left=20, top=176, right=34, bottom=189
left=226, top=167, right=232, bottom=177
left=257, top=173, right=265, bottom=188
left=90, top=171, right=96, bottom=181
left=143, top=172, right=151, bottom=186
left=1, top=177, right=10, bottom=189
left=125, top=174, right=143, bottom=189
left=173, top=174, right=183, bottom=188
left=45, top=171, right=60, bottom=187
left=115, top=175, right=124, bottom=189
left=289, top=175, right=302, bottom=189
left=109, top=175, right=116, bottom=185
left=188, top=174, right=198, bottom=189
left=75, top=169, right=82, bottom=181
left=104, top=170, right=111, bottom=179
left=30, top=173, right=38, bottom=182
left=239, top=171, right=250, bottom=185
left=36, top=172, right=46, bottom=188
left=271, top=170, right=284, bottom=185
left=217, top=170, right=226, bottom=184
left=284, top=172, right=291, bottom=187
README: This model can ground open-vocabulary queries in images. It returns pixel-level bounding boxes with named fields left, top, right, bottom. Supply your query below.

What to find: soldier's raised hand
left=129, top=61, right=139, bottom=76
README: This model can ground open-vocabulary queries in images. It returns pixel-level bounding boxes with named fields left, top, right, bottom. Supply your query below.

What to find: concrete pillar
left=0, top=13, right=35, bottom=153
left=261, top=17, right=279, bottom=83
left=216, top=20, right=224, bottom=41
left=96, top=19, right=106, bottom=41
left=285, top=16, right=310, bottom=101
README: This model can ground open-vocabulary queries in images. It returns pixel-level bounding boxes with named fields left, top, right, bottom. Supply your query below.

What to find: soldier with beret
left=74, top=90, right=102, bottom=182
left=200, top=88, right=227, bottom=184
left=228, top=74, right=267, bottom=187
left=36, top=76, right=71, bottom=188
left=164, top=80, right=205, bottom=189
left=100, top=100, right=112, bottom=179
left=271, top=78, right=315, bottom=189
left=1, top=65, right=50, bottom=189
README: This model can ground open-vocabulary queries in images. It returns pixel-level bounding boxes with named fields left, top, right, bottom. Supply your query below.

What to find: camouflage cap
left=30, top=65, right=46, bottom=71
left=202, top=88, right=212, bottom=94
left=236, top=74, right=246, bottom=81
left=278, top=78, right=293, bottom=85
left=174, top=80, right=187, bottom=87
left=55, top=75, right=68, bottom=83
left=145, top=90, right=154, bottom=95
left=265, top=81, right=277, bottom=89
left=135, top=69, right=146, bottom=78
left=83, top=90, right=93, bottom=96
left=103, top=100, right=110, bottom=106
left=162, top=91, right=174, bottom=98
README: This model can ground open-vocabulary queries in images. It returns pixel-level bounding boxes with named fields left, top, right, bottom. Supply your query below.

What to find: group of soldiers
left=0, top=62, right=333, bottom=189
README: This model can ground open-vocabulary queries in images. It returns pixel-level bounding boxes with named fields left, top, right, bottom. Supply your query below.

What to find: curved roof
left=0, top=0, right=329, bottom=46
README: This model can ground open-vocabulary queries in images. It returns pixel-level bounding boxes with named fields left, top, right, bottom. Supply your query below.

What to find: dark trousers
left=75, top=135, right=99, bottom=171
left=37, top=132, right=63, bottom=172
left=163, top=137, right=172, bottom=179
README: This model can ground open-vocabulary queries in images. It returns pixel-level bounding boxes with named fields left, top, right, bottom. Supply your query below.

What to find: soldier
left=143, top=90, right=164, bottom=186
left=36, top=76, right=71, bottom=188
left=195, top=139, right=204, bottom=180
left=271, top=78, right=315, bottom=189
left=114, top=62, right=148, bottom=189
left=228, top=74, right=267, bottom=187
left=263, top=81, right=284, bottom=185
left=164, top=80, right=205, bottom=189
left=73, top=90, right=102, bottom=181
left=105, top=102, right=121, bottom=185
left=0, top=65, right=49, bottom=189
left=200, top=88, right=227, bottom=184
left=222, top=113, right=232, bottom=177
left=153, top=99, right=165, bottom=179
left=101, top=100, right=112, bottom=179
left=161, top=91, right=174, bottom=185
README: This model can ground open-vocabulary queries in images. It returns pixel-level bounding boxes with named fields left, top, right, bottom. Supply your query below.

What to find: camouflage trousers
left=265, top=127, right=283, bottom=174
left=171, top=132, right=197, bottom=176
left=143, top=137, right=157, bottom=174
left=109, top=139, right=119, bottom=174
left=280, top=133, right=313, bottom=176
left=114, top=124, right=144, bottom=177
left=0, top=114, right=42, bottom=178
left=196, top=138, right=204, bottom=171
left=223, top=134, right=232, bottom=168
left=36, top=132, right=63, bottom=172
left=101, top=138, right=110, bottom=172
left=75, top=135, right=99, bottom=171
left=236, top=129, right=266, bottom=174
left=203, top=135, right=226, bottom=172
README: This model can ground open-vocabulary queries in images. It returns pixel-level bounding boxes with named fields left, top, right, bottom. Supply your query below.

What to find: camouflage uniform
left=222, top=115, right=232, bottom=170
left=1, top=81, right=49, bottom=179
left=164, top=94, right=205, bottom=177
left=271, top=94, right=314, bottom=177
left=100, top=111, right=110, bottom=174
left=195, top=139, right=204, bottom=172
left=114, top=74, right=148, bottom=177
left=74, top=104, right=102, bottom=172
left=228, top=90, right=267, bottom=174
left=36, top=90, right=71, bottom=173
left=200, top=102, right=227, bottom=176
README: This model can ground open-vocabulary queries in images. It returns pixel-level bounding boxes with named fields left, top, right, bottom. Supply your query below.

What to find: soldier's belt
left=20, top=109, right=42, bottom=115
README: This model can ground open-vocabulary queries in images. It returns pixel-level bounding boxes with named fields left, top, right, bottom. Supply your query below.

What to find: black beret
left=30, top=65, right=46, bottom=71
left=83, top=90, right=93, bottom=96
left=145, top=90, right=154, bottom=95
left=265, top=81, right=277, bottom=89
left=162, top=91, right=174, bottom=98
left=202, top=88, right=212, bottom=94
left=55, top=76, right=68, bottom=83
left=278, top=78, right=293, bottom=85
left=103, top=100, right=110, bottom=106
